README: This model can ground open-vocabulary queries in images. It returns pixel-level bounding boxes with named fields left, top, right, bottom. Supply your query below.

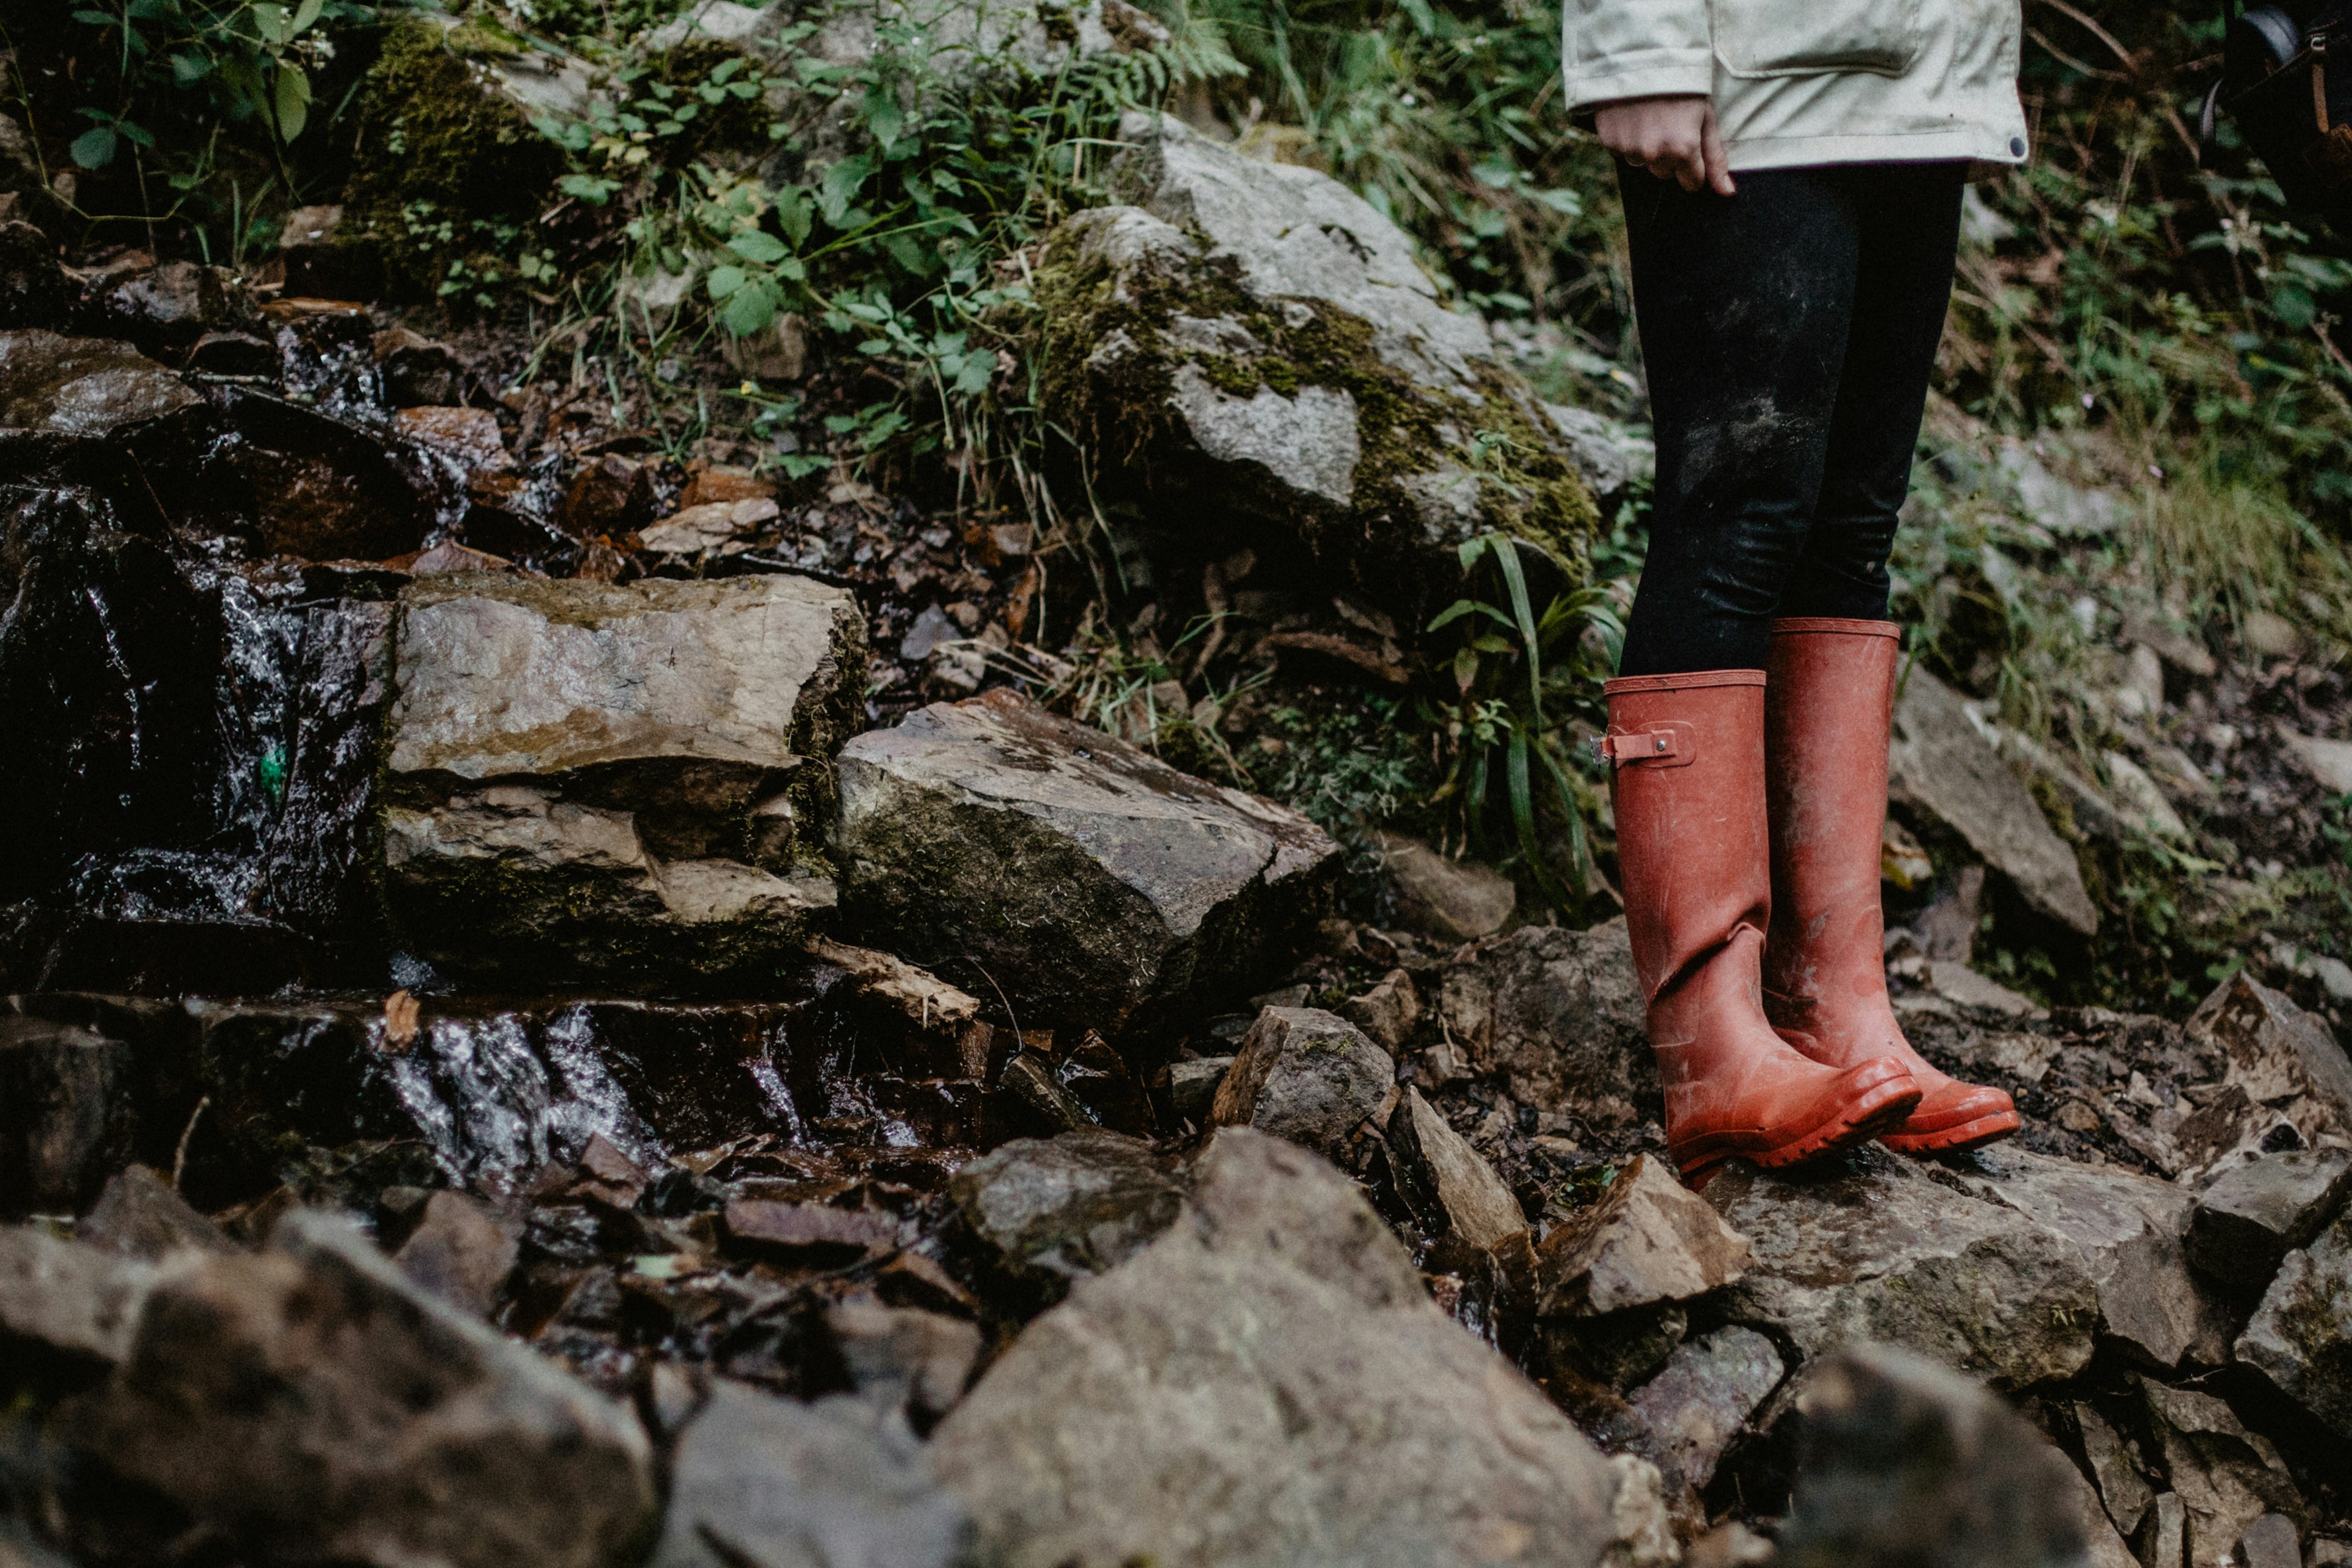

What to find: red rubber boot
left=1603, top=670, right=1922, bottom=1180
left=1762, top=619, right=2021, bottom=1154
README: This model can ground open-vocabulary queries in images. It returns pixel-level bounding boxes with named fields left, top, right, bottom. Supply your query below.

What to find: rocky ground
left=7, top=7, right=2352, bottom=1567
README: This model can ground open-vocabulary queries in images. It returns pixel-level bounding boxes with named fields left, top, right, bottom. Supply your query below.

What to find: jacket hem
left=1722, top=128, right=2025, bottom=171
left=1564, top=54, right=1718, bottom=111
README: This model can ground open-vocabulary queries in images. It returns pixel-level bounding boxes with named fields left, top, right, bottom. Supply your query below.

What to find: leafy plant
left=1424, top=532, right=1620, bottom=914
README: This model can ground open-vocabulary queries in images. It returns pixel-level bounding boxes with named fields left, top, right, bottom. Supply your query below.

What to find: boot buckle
left=1594, top=724, right=1694, bottom=769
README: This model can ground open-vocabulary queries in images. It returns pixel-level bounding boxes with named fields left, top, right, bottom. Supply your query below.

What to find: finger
left=1702, top=110, right=1737, bottom=196
left=1667, top=143, right=1704, bottom=191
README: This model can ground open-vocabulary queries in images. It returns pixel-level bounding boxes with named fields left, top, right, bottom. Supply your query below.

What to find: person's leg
left=1603, top=163, right=1922, bottom=1180
left=1760, top=164, right=2019, bottom=1156
left=1614, top=165, right=1865, bottom=678
left=1776, top=161, right=1969, bottom=621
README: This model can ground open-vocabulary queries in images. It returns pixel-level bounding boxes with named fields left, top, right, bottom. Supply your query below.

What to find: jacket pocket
left=1711, top=0, right=1927, bottom=77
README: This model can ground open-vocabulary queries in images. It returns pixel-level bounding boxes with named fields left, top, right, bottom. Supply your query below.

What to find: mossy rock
left=1028, top=112, right=1604, bottom=619
left=339, top=15, right=578, bottom=300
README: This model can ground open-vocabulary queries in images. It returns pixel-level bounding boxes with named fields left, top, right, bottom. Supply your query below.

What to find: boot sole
left=1672, top=1075, right=1922, bottom=1183
left=1880, top=1107, right=2022, bottom=1155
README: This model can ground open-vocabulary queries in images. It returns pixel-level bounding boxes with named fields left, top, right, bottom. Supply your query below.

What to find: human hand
left=1594, top=95, right=1736, bottom=196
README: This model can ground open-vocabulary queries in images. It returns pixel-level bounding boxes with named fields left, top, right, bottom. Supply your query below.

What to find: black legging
left=1613, top=160, right=1968, bottom=678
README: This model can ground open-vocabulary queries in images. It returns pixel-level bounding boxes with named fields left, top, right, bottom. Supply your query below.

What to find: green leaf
left=291, top=0, right=325, bottom=33
left=706, top=264, right=749, bottom=300
left=252, top=3, right=291, bottom=44
left=775, top=188, right=814, bottom=246
left=952, top=353, right=994, bottom=396
left=68, top=125, right=118, bottom=169
left=728, top=230, right=789, bottom=264
left=1486, top=534, right=1543, bottom=720
left=819, top=154, right=872, bottom=225
left=171, top=52, right=211, bottom=85
left=866, top=93, right=903, bottom=150
left=557, top=173, right=619, bottom=204
left=722, top=285, right=777, bottom=337
left=274, top=64, right=311, bottom=141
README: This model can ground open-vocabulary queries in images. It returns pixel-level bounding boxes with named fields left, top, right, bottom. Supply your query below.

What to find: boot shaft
left=1602, top=670, right=1770, bottom=1004
left=1762, top=617, right=1900, bottom=1026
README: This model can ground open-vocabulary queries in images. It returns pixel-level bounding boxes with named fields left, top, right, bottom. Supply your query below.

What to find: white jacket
left=1564, top=0, right=2029, bottom=171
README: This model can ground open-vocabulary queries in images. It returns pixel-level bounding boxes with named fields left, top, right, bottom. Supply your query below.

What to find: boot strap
left=1594, top=723, right=1695, bottom=769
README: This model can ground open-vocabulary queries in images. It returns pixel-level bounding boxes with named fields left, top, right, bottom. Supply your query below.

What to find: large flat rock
left=1705, top=1148, right=2100, bottom=1390
left=1031, top=116, right=1601, bottom=617
left=836, top=689, right=1337, bottom=1028
left=1888, top=670, right=2098, bottom=936
left=382, top=572, right=865, bottom=982
left=1928, top=1145, right=2234, bottom=1370
left=929, top=1127, right=1633, bottom=1567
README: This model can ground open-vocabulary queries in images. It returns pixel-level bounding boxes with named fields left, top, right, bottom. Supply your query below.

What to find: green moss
left=343, top=18, right=565, bottom=300
left=1025, top=224, right=1599, bottom=601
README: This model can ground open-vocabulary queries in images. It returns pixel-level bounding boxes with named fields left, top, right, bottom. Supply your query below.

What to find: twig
left=171, top=1096, right=210, bottom=1192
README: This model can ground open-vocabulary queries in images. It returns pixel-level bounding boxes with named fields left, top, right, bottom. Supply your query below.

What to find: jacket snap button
left=2009, top=136, right=2026, bottom=156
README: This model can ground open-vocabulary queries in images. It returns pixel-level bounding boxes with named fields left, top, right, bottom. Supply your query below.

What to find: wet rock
left=383, top=572, right=864, bottom=982
left=1337, top=965, right=1421, bottom=1049
left=1887, top=668, right=2098, bottom=936
left=827, top=1296, right=982, bottom=1430
left=392, top=404, right=510, bottom=479
left=0, top=1016, right=131, bottom=1216
left=1705, top=1148, right=2100, bottom=1389
left=75, top=1210, right=656, bottom=1568
left=1535, top=1153, right=1749, bottom=1317
left=1610, top=1325, right=1783, bottom=1495
left=1386, top=1086, right=1527, bottom=1249
left=185, top=329, right=277, bottom=376
left=0, top=330, right=201, bottom=450
left=1370, top=830, right=1516, bottom=943
left=803, top=939, right=979, bottom=1026
left=91, top=260, right=250, bottom=354
left=1770, top=1344, right=2098, bottom=1568
left=1928, top=1145, right=2232, bottom=1370
left=2136, top=1380, right=2302, bottom=1566
left=0, top=221, right=72, bottom=329
left=80, top=1165, right=232, bottom=1260
left=373, top=327, right=465, bottom=407
left=392, top=1190, right=519, bottom=1317
left=0, top=1225, right=155, bottom=1364
left=1036, top=116, right=1596, bottom=619
left=949, top=1129, right=1186, bottom=1288
left=2188, top=1148, right=2352, bottom=1287
left=649, top=1378, right=973, bottom=1568
left=1438, top=917, right=1654, bottom=1125
left=1208, top=1006, right=1393, bottom=1157
left=2235, top=1211, right=2352, bottom=1438
left=931, top=1127, right=1630, bottom=1567
left=25, top=992, right=824, bottom=1199
left=836, top=689, right=1337, bottom=1028
left=559, top=454, right=658, bottom=538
